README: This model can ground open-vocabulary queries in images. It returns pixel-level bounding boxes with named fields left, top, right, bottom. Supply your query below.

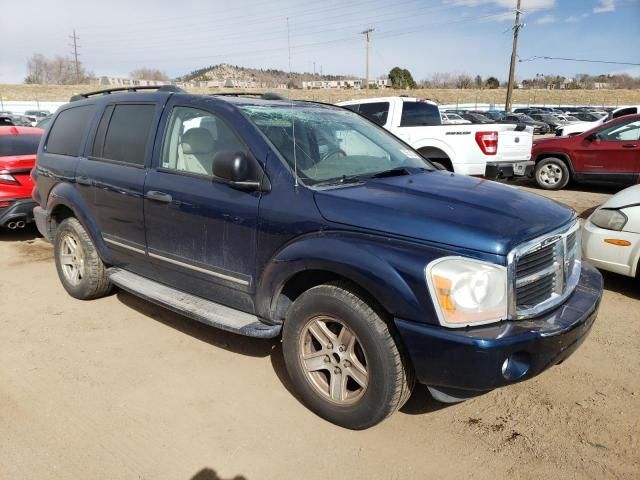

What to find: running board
left=107, top=268, right=281, bottom=339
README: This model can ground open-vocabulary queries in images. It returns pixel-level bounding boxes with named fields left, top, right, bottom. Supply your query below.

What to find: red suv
left=0, top=126, right=43, bottom=229
left=531, top=114, right=640, bottom=190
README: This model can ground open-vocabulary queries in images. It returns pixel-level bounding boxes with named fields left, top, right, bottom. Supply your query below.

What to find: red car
left=531, top=114, right=640, bottom=190
left=0, top=126, right=44, bottom=229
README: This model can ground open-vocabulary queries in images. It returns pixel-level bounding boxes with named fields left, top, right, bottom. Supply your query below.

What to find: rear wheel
left=535, top=157, right=570, bottom=190
left=54, top=217, right=112, bottom=300
left=282, top=282, right=413, bottom=429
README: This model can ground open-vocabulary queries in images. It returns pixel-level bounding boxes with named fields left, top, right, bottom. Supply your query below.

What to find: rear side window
left=0, top=133, right=42, bottom=156
left=612, top=107, right=637, bottom=119
left=46, top=105, right=95, bottom=156
left=93, top=104, right=155, bottom=166
left=357, top=102, right=390, bottom=126
left=400, top=102, right=441, bottom=127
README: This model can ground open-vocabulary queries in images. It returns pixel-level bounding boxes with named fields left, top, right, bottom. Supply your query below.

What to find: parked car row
left=0, top=110, right=51, bottom=127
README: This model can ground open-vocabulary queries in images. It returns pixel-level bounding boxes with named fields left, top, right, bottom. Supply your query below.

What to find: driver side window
left=160, top=106, right=246, bottom=177
left=598, top=120, right=640, bottom=142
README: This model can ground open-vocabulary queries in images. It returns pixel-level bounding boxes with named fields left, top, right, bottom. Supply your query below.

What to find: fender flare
left=46, top=183, right=114, bottom=264
left=533, top=151, right=575, bottom=175
left=256, top=234, right=431, bottom=324
left=411, top=138, right=456, bottom=163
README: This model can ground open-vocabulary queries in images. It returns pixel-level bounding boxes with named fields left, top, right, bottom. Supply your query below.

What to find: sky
left=0, top=0, right=638, bottom=83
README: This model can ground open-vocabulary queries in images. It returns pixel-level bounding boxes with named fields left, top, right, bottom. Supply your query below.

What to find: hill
left=177, top=63, right=354, bottom=88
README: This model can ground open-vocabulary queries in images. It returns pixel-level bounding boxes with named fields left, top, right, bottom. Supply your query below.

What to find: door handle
left=76, top=176, right=92, bottom=186
left=146, top=190, right=173, bottom=203
left=622, top=144, right=638, bottom=148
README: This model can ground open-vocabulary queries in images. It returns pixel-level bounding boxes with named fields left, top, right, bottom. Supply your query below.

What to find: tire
left=535, top=157, right=570, bottom=190
left=54, top=217, right=112, bottom=300
left=282, top=282, right=414, bottom=429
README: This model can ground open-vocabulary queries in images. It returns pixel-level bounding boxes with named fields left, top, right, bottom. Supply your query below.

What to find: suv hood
left=314, top=171, right=574, bottom=255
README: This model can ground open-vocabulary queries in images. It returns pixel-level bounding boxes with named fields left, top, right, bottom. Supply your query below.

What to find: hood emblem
left=515, top=137, right=520, bottom=143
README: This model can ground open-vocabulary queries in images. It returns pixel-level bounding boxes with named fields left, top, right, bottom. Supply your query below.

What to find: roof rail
left=70, top=85, right=185, bottom=102
left=211, top=92, right=288, bottom=100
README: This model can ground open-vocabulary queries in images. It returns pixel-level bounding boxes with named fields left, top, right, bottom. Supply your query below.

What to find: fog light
left=501, top=352, right=530, bottom=381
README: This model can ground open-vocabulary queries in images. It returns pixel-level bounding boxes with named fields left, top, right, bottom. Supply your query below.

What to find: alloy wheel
left=298, top=315, right=369, bottom=405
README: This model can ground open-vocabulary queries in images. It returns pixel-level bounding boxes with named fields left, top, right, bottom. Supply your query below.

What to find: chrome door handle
left=622, top=144, right=638, bottom=148
left=76, top=176, right=92, bottom=186
left=146, top=191, right=173, bottom=203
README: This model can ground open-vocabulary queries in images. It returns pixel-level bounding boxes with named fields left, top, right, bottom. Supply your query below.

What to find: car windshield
left=239, top=104, right=432, bottom=186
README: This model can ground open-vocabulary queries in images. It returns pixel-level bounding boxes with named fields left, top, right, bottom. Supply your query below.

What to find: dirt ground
left=2, top=83, right=639, bottom=106
left=1, top=180, right=638, bottom=480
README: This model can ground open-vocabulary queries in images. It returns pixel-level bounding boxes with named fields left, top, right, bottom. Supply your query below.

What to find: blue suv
left=33, top=86, right=603, bottom=429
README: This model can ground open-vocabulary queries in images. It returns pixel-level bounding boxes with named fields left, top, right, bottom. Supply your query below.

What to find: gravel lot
left=1, top=180, right=638, bottom=480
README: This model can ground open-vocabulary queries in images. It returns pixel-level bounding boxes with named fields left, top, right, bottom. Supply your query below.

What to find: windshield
left=239, top=104, right=432, bottom=186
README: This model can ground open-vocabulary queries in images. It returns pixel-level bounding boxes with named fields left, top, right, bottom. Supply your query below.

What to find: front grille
left=511, top=221, right=581, bottom=318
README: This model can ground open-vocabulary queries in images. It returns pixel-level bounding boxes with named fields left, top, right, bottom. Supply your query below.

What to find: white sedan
left=582, top=185, right=640, bottom=277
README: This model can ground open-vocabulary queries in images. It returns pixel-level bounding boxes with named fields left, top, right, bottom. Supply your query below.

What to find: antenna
left=286, top=17, right=298, bottom=188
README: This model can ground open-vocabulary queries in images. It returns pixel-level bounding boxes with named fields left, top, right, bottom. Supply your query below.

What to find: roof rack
left=211, top=92, right=288, bottom=101
left=70, top=85, right=185, bottom=102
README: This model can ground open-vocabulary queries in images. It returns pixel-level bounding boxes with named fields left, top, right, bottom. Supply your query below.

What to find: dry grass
left=2, top=83, right=639, bottom=107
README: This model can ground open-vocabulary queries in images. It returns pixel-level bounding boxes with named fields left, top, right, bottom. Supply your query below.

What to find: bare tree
left=456, top=74, right=473, bottom=89
left=130, top=68, right=170, bottom=81
left=24, top=53, right=92, bottom=84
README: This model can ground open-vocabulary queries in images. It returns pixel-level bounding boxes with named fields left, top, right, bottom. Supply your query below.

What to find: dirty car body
left=32, top=88, right=603, bottom=428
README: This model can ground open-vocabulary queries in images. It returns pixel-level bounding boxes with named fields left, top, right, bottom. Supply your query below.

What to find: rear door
left=81, top=102, right=161, bottom=274
left=572, top=118, right=640, bottom=183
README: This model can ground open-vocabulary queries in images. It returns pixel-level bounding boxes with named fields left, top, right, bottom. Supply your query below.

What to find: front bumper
left=485, top=160, right=535, bottom=179
left=582, top=219, right=640, bottom=277
left=0, top=198, right=37, bottom=227
left=395, top=262, right=602, bottom=397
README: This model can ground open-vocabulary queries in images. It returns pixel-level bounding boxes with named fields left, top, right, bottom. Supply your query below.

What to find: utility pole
left=69, top=28, right=81, bottom=84
left=360, top=28, right=374, bottom=90
left=505, top=0, right=523, bottom=112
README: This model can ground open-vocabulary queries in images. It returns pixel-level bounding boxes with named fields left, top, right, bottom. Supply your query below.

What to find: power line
left=519, top=56, right=640, bottom=66
left=505, top=0, right=523, bottom=113
left=360, top=28, right=374, bottom=89
left=69, top=28, right=81, bottom=84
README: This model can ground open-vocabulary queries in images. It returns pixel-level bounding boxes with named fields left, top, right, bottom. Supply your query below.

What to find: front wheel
left=282, top=283, right=413, bottom=429
left=535, top=157, right=570, bottom=190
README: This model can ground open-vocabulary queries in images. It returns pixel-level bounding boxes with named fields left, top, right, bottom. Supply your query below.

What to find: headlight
left=426, top=257, right=508, bottom=328
left=590, top=208, right=627, bottom=231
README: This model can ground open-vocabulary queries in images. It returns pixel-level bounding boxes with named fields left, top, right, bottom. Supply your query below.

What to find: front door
left=144, top=101, right=262, bottom=313
left=573, top=118, right=640, bottom=184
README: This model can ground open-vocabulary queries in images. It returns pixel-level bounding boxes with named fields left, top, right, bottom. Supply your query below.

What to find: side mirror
left=212, top=151, right=268, bottom=192
left=585, top=132, right=600, bottom=142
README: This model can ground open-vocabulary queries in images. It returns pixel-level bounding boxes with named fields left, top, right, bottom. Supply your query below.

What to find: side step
left=107, top=268, right=281, bottom=339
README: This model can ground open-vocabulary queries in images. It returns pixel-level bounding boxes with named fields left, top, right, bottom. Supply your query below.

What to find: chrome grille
left=509, top=220, right=581, bottom=319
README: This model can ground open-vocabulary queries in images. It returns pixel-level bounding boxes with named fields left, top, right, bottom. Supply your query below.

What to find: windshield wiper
left=313, top=174, right=368, bottom=187
left=369, top=167, right=413, bottom=179
left=314, top=167, right=419, bottom=187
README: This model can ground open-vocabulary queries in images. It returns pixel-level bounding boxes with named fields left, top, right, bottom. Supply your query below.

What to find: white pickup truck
left=337, top=97, right=533, bottom=178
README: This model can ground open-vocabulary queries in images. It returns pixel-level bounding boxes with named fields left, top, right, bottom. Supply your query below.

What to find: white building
left=302, top=79, right=363, bottom=89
